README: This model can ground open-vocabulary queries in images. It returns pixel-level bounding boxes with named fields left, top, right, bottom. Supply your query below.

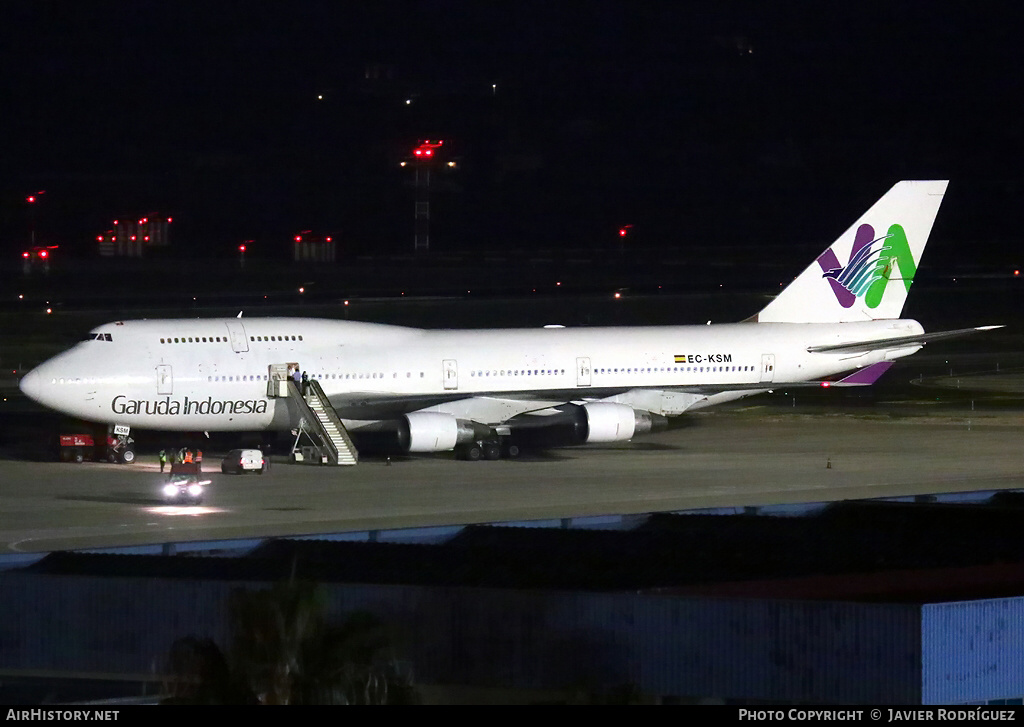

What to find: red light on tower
left=22, top=252, right=29, bottom=258
left=294, top=235, right=302, bottom=242
left=325, top=237, right=332, bottom=242
left=26, top=196, right=36, bottom=204
left=619, top=224, right=633, bottom=237
left=38, top=250, right=47, bottom=258
left=412, top=139, right=444, bottom=160
left=239, top=244, right=246, bottom=252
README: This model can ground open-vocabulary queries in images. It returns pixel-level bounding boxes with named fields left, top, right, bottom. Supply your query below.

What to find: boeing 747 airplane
left=18, top=180, right=999, bottom=463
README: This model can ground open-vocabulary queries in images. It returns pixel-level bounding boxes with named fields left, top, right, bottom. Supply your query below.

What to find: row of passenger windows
left=53, top=366, right=756, bottom=388
left=595, top=365, right=754, bottom=374
left=160, top=335, right=304, bottom=344
left=207, top=372, right=427, bottom=382
left=472, top=369, right=566, bottom=377
left=468, top=365, right=755, bottom=377
left=204, top=366, right=755, bottom=384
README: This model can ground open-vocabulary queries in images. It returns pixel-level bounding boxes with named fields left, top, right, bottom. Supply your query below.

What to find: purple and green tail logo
left=817, top=223, right=916, bottom=309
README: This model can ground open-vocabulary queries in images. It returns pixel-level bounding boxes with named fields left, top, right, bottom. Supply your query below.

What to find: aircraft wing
left=806, top=325, right=1003, bottom=354
left=331, top=391, right=579, bottom=423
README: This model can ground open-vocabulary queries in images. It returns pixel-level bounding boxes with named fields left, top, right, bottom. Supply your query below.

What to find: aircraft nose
left=18, top=367, right=45, bottom=404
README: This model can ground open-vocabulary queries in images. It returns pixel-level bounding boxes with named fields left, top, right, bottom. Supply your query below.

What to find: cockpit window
left=81, top=333, right=113, bottom=342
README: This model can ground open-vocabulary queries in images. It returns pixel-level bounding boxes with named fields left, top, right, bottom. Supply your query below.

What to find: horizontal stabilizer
left=807, top=326, right=1003, bottom=354
left=830, top=362, right=893, bottom=386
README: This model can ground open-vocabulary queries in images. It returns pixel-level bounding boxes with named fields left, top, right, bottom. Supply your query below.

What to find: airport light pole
left=401, top=140, right=457, bottom=253
left=25, top=190, right=45, bottom=247
left=618, top=224, right=633, bottom=254
left=413, top=140, right=442, bottom=253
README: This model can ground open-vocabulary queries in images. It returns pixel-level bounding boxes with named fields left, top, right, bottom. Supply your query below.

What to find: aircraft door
left=156, top=364, right=173, bottom=395
left=225, top=321, right=249, bottom=353
left=443, top=359, right=458, bottom=390
left=576, top=357, right=592, bottom=387
left=267, top=363, right=295, bottom=397
left=760, top=354, right=775, bottom=383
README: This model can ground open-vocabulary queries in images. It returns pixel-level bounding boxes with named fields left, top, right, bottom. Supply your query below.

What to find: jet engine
left=397, top=412, right=481, bottom=453
left=572, top=402, right=664, bottom=443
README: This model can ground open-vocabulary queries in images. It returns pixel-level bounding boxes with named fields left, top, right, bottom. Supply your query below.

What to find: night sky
left=2, top=2, right=1023, bottom=266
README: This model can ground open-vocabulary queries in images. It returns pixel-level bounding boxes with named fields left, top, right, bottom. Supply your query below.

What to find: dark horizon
left=3, top=3, right=1022, bottom=263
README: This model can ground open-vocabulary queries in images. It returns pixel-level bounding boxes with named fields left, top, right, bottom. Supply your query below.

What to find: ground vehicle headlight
left=187, top=484, right=203, bottom=497
left=162, top=484, right=178, bottom=497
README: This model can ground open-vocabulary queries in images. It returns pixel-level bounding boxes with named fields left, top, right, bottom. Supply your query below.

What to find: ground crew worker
left=159, top=450, right=167, bottom=473
left=183, top=449, right=193, bottom=464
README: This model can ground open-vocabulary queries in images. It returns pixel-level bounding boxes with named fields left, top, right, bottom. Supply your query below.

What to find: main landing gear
left=454, top=439, right=521, bottom=461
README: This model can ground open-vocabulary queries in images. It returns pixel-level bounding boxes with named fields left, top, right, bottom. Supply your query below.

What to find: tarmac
left=2, top=401, right=1023, bottom=554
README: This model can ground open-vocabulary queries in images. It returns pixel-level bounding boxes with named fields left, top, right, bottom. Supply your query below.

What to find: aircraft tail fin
left=753, top=180, right=949, bottom=323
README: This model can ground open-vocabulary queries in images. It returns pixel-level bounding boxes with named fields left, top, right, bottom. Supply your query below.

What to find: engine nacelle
left=563, top=403, right=667, bottom=444
left=580, top=402, right=641, bottom=443
left=398, top=412, right=479, bottom=453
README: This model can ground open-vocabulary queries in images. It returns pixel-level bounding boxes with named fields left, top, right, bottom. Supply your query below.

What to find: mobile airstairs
left=287, top=379, right=359, bottom=465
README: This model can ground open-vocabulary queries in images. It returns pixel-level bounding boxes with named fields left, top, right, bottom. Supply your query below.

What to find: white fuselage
left=18, top=316, right=924, bottom=431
